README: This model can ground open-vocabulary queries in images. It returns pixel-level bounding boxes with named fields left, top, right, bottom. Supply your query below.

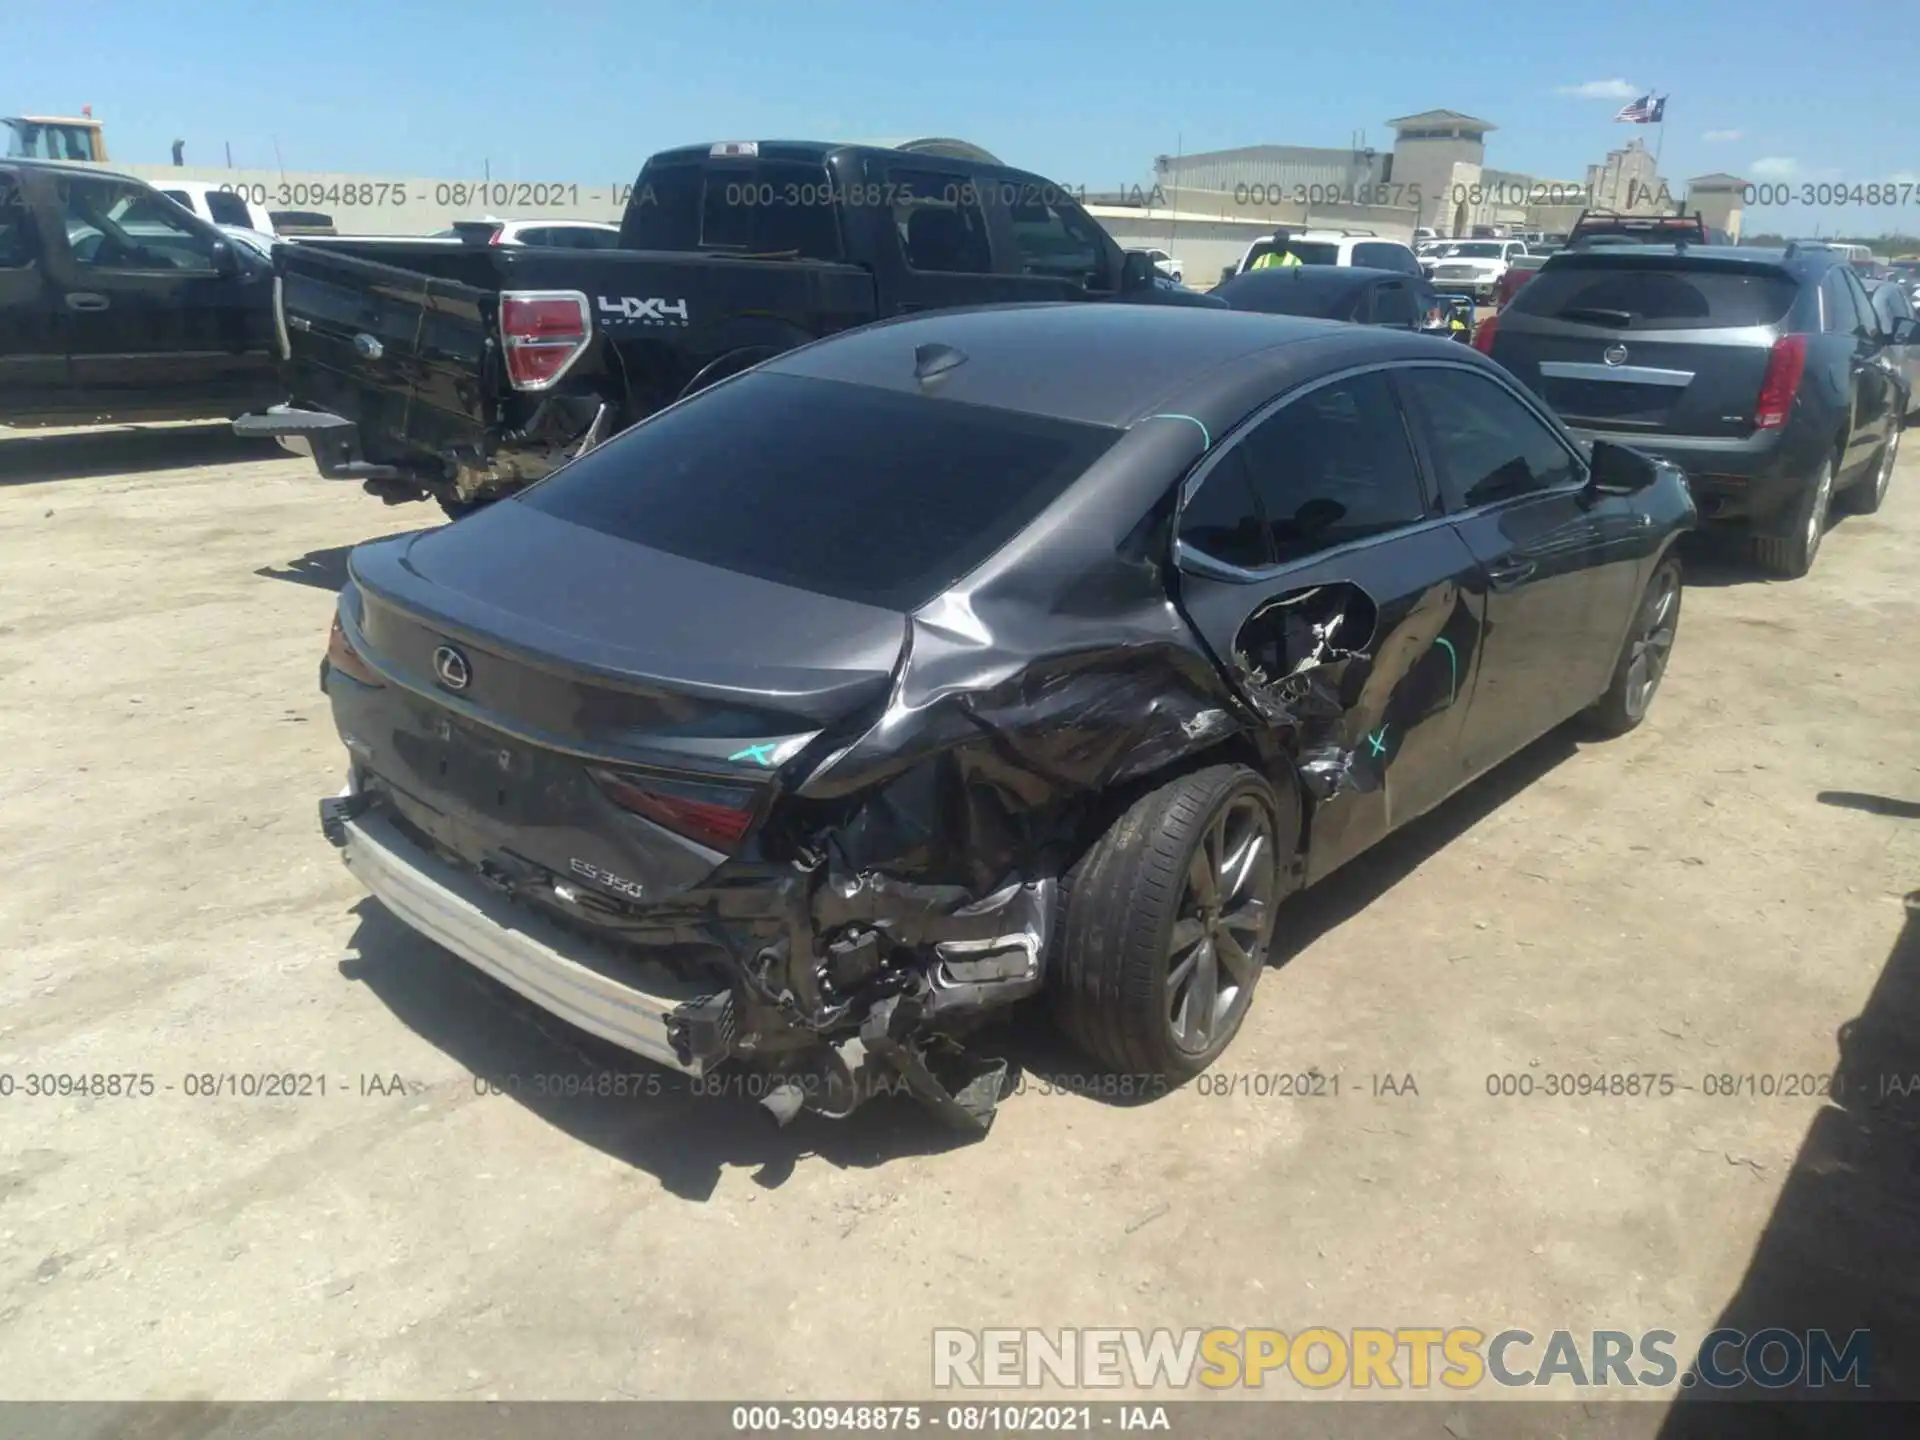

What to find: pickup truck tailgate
left=277, top=242, right=498, bottom=463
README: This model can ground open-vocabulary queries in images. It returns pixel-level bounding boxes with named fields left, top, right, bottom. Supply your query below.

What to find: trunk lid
left=336, top=503, right=907, bottom=901
left=1492, top=254, right=1796, bottom=437
left=278, top=240, right=500, bottom=462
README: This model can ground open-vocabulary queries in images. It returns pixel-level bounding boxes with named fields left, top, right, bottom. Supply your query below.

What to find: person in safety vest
left=1249, top=243, right=1302, bottom=271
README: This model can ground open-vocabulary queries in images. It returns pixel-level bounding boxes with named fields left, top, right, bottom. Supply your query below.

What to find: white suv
left=1424, top=239, right=1529, bottom=303
left=1142, top=247, right=1184, bottom=283
left=1232, top=230, right=1422, bottom=278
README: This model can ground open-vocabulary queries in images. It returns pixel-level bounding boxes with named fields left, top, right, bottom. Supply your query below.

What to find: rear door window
left=205, top=190, right=252, bottom=227
left=1400, top=367, right=1583, bottom=509
left=623, top=160, right=843, bottom=260
left=1368, top=280, right=1419, bottom=328
left=1234, top=371, right=1429, bottom=563
left=0, top=173, right=35, bottom=267
left=520, top=372, right=1119, bottom=610
left=887, top=167, right=995, bottom=275
left=1821, top=270, right=1861, bottom=334
left=1512, top=262, right=1797, bottom=330
left=1353, top=241, right=1417, bottom=274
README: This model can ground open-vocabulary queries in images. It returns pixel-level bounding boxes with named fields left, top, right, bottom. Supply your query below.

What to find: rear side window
left=0, top=174, right=34, bottom=267
left=1512, top=262, right=1797, bottom=330
left=1353, top=242, right=1417, bottom=274
left=622, top=161, right=842, bottom=261
left=1820, top=271, right=1862, bottom=334
left=520, top=372, right=1119, bottom=610
left=205, top=190, right=252, bottom=227
left=889, top=167, right=994, bottom=275
left=1231, top=371, right=1428, bottom=564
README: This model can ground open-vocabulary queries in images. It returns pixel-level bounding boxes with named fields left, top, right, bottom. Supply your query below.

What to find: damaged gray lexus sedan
left=318, top=304, right=1694, bottom=1133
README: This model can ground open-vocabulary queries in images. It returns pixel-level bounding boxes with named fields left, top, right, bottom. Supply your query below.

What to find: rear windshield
left=1245, top=240, right=1340, bottom=268
left=1214, top=272, right=1354, bottom=318
left=519, top=372, right=1121, bottom=610
left=1510, top=261, right=1797, bottom=330
left=621, top=160, right=842, bottom=261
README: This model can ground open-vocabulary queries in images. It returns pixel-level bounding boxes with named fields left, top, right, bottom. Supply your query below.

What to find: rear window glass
left=519, top=372, right=1120, bottom=610
left=622, top=161, right=842, bottom=261
left=1214, top=272, right=1355, bottom=318
left=206, top=191, right=252, bottom=227
left=1511, top=262, right=1797, bottom=330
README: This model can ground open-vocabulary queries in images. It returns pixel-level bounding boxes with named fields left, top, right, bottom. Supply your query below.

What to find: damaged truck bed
left=315, top=303, right=1693, bottom=1135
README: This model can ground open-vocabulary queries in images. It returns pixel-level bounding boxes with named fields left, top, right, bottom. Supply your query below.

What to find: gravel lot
left=2, top=422, right=1916, bottom=1414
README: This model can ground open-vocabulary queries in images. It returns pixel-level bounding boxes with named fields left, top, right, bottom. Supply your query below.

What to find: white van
left=155, top=180, right=276, bottom=235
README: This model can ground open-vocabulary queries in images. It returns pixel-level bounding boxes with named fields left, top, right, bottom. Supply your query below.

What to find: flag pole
left=1651, top=95, right=1668, bottom=202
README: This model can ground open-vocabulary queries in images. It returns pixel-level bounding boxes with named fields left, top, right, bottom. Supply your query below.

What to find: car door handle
left=1487, top=559, right=1537, bottom=590
left=65, top=292, right=110, bottom=312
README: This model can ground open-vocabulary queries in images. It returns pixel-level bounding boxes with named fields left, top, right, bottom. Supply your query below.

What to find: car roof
left=764, top=303, right=1456, bottom=429
left=1222, top=265, right=1412, bottom=293
left=2, top=156, right=147, bottom=184
left=1545, top=242, right=1836, bottom=278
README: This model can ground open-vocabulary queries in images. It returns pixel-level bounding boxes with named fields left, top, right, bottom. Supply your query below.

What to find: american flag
left=1614, top=93, right=1667, bottom=124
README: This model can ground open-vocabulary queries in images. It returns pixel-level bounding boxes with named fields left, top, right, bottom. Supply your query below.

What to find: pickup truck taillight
left=500, top=290, right=592, bottom=391
left=1753, top=334, right=1809, bottom=430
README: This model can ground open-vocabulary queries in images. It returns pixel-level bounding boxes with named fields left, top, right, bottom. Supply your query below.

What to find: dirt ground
left=2, top=422, right=1917, bottom=1410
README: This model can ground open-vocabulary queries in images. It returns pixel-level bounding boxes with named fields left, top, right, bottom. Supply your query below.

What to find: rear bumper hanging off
left=234, top=405, right=419, bottom=483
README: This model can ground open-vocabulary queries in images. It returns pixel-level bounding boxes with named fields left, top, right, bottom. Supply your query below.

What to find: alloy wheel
left=1624, top=569, right=1680, bottom=721
left=1166, top=796, right=1278, bottom=1054
left=1805, top=460, right=1833, bottom=562
left=1874, top=426, right=1900, bottom=504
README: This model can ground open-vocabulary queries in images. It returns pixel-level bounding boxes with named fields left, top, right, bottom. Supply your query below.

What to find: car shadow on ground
left=1674, top=534, right=1768, bottom=589
left=1818, top=791, right=1920, bottom=821
left=255, top=545, right=353, bottom=591
left=338, top=901, right=978, bottom=1200
left=1655, top=889, right=1920, bottom=1433
left=337, top=729, right=1586, bottom=1179
left=0, top=423, right=284, bottom=485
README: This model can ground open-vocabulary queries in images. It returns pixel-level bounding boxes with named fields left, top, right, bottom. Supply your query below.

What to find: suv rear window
left=622, top=161, right=842, bottom=261
left=519, top=372, right=1120, bottom=610
left=1510, top=261, right=1797, bottom=330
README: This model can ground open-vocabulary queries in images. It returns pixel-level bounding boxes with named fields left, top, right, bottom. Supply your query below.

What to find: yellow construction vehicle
left=3, top=108, right=107, bottom=162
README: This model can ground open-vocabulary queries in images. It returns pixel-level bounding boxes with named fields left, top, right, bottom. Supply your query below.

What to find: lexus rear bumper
left=330, top=796, right=728, bottom=1076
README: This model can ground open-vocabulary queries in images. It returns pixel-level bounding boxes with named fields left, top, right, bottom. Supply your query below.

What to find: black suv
left=1482, top=242, right=1912, bottom=577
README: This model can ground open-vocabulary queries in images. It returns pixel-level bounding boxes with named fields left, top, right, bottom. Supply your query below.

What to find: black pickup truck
left=1, top=159, right=280, bottom=427
left=238, top=141, right=1223, bottom=513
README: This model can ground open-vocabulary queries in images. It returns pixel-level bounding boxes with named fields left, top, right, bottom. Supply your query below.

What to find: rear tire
left=1051, top=765, right=1285, bottom=1081
left=1839, top=419, right=1899, bottom=516
left=1753, top=454, right=1835, bottom=578
left=1582, top=554, right=1683, bottom=737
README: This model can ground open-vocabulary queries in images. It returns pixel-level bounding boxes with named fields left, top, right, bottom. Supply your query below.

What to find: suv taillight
left=1472, top=311, right=1498, bottom=354
left=500, top=290, right=591, bottom=391
left=1753, top=334, right=1809, bottom=430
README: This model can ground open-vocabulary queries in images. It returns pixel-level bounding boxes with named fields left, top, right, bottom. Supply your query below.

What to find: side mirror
left=1585, top=438, right=1662, bottom=496
left=1891, top=316, right=1919, bottom=345
left=1120, top=251, right=1158, bottom=294
left=210, top=238, right=239, bottom=277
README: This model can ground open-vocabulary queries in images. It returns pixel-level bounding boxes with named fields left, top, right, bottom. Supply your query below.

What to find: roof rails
left=1338, top=228, right=1377, bottom=236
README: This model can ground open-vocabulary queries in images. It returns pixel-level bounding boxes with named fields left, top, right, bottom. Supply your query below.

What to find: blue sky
left=6, top=0, right=1914, bottom=237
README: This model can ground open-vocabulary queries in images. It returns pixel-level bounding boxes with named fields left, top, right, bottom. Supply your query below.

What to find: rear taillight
left=590, top=768, right=760, bottom=852
left=1472, top=312, right=1498, bottom=354
left=500, top=290, right=591, bottom=391
left=326, top=615, right=385, bottom=687
left=1753, top=334, right=1809, bottom=430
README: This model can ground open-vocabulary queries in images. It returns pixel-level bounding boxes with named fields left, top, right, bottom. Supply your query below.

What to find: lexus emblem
left=432, top=645, right=471, bottom=691
left=1603, top=343, right=1629, bottom=366
left=353, top=332, right=384, bottom=360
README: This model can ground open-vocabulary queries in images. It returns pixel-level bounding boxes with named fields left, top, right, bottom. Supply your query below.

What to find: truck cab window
left=887, top=168, right=993, bottom=275
left=626, top=160, right=842, bottom=261
left=56, top=177, right=216, bottom=272
left=1006, top=188, right=1105, bottom=288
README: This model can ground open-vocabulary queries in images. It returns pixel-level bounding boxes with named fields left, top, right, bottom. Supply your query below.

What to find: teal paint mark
left=1434, top=637, right=1459, bottom=706
left=1366, top=726, right=1390, bottom=758
left=1145, top=413, right=1211, bottom=449
left=728, top=743, right=778, bottom=767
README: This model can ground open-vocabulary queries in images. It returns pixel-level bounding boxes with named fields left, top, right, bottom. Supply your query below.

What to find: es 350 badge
left=597, top=296, right=690, bottom=326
